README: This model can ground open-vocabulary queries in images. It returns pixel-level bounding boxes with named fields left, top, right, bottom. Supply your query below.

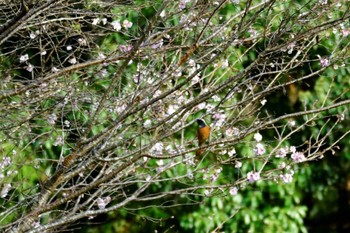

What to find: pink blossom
left=179, top=0, right=189, bottom=10
left=317, top=55, right=330, bottom=67
left=247, top=171, right=260, bottom=183
left=287, top=42, right=296, bottom=54
left=122, top=19, right=133, bottom=29
left=96, top=196, right=111, bottom=209
left=225, top=128, right=234, bottom=136
left=291, top=151, right=305, bottom=163
left=280, top=171, right=294, bottom=183
left=253, top=143, right=265, bottom=155
left=229, top=187, right=238, bottom=195
left=341, top=29, right=350, bottom=37
left=276, top=147, right=288, bottom=158
left=26, top=64, right=34, bottom=72
left=120, top=44, right=133, bottom=53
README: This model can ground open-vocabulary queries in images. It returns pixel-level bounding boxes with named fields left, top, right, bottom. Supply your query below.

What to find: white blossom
left=20, top=54, right=29, bottom=63
left=247, top=171, right=260, bottom=183
left=229, top=187, right=238, bottom=195
left=111, top=20, right=122, bottom=31
left=254, top=132, right=262, bottom=142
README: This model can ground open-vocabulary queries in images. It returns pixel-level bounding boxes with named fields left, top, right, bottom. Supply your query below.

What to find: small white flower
left=53, top=136, right=64, bottom=146
left=280, top=173, right=293, bottom=183
left=26, top=64, right=34, bottom=72
left=291, top=151, right=305, bottom=163
left=96, top=197, right=107, bottom=209
left=228, top=148, right=236, bottom=157
left=210, top=173, right=219, bottom=182
left=204, top=189, right=211, bottom=196
left=254, top=132, right=262, bottom=142
left=166, top=105, right=178, bottom=115
left=156, top=160, right=164, bottom=166
left=122, top=19, right=133, bottom=29
left=254, top=143, right=265, bottom=155
left=111, top=20, right=121, bottom=31
left=98, top=53, right=106, bottom=60
left=278, top=162, right=286, bottom=169
left=92, top=18, right=100, bottom=25
left=221, top=59, right=229, bottom=68
left=100, top=69, right=108, bottom=77
left=151, top=39, right=163, bottom=49
left=289, top=120, right=296, bottom=127
left=187, top=172, right=194, bottom=179
left=64, top=120, right=70, bottom=127
left=1, top=184, right=11, bottom=198
left=30, top=32, right=36, bottom=39
left=20, top=54, right=29, bottom=63
left=289, top=146, right=296, bottom=153
left=2, top=157, right=11, bottom=167
left=287, top=42, right=295, bottom=54
left=317, top=55, right=330, bottom=67
left=48, top=113, right=57, bottom=125
left=260, top=99, right=267, bottom=105
left=66, top=45, right=72, bottom=51
left=78, top=38, right=87, bottom=46
left=234, top=161, right=242, bottom=168
left=160, top=10, right=166, bottom=18
left=225, top=128, right=234, bottom=137
left=52, top=67, right=60, bottom=72
left=276, top=148, right=288, bottom=158
left=247, top=171, right=260, bottom=183
left=179, top=0, right=187, bottom=10
left=143, top=119, right=152, bottom=127
left=197, top=102, right=207, bottom=110
left=40, top=50, right=47, bottom=55
left=68, top=57, right=77, bottom=64
left=229, top=187, right=238, bottom=195
left=101, top=18, right=107, bottom=25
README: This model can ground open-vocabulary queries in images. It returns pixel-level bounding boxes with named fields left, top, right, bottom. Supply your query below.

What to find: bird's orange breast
left=197, top=126, right=210, bottom=146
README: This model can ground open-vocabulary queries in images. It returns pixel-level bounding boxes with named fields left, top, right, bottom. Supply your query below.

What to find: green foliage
left=179, top=179, right=308, bottom=233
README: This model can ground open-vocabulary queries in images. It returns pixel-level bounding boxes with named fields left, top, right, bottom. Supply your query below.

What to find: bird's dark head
left=196, top=119, right=207, bottom=128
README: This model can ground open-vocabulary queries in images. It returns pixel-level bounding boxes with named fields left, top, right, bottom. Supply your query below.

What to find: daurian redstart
left=196, top=119, right=210, bottom=156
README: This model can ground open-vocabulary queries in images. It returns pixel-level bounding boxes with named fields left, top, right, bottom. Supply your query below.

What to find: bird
left=196, top=118, right=210, bottom=157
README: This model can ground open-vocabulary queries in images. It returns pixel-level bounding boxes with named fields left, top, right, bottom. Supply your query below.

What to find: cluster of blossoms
left=19, top=54, right=34, bottom=72
left=1, top=157, right=12, bottom=198
left=245, top=132, right=307, bottom=184
left=276, top=145, right=306, bottom=163
left=92, top=17, right=133, bottom=32
left=253, top=132, right=265, bottom=156
left=111, top=19, right=133, bottom=31
left=252, top=132, right=306, bottom=163
left=35, top=18, right=133, bottom=69
left=247, top=171, right=261, bottom=183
